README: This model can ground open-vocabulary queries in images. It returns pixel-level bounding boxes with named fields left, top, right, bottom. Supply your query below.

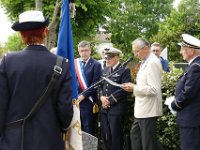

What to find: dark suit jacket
left=0, top=45, right=73, bottom=150
left=171, top=56, right=200, bottom=127
left=77, top=58, right=101, bottom=109
left=160, top=57, right=170, bottom=72
left=100, top=64, right=131, bottom=115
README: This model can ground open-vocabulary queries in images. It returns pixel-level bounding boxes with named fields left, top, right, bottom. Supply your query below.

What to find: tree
left=0, top=43, right=4, bottom=57
left=151, top=0, right=200, bottom=62
left=3, top=33, right=25, bottom=52
left=72, top=0, right=118, bottom=48
left=35, top=0, right=42, bottom=11
left=106, top=0, right=173, bottom=55
left=0, top=0, right=119, bottom=51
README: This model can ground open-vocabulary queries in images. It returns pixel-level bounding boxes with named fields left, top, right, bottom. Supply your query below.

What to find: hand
left=78, top=95, right=85, bottom=103
left=121, top=82, right=134, bottom=92
left=100, top=96, right=110, bottom=109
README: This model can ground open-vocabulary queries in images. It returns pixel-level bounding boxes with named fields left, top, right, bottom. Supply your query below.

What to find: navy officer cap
left=178, top=34, right=200, bottom=49
left=104, top=47, right=122, bottom=58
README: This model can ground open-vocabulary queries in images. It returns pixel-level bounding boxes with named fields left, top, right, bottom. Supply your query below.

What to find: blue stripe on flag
left=57, top=0, right=78, bottom=99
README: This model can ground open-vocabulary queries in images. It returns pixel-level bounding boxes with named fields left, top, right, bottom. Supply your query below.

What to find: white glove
left=168, top=103, right=177, bottom=116
left=165, top=96, right=177, bottom=116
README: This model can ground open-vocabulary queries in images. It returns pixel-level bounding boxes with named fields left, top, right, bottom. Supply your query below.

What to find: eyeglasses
left=133, top=46, right=145, bottom=54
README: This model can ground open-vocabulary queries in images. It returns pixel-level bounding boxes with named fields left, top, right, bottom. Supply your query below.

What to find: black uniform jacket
left=100, top=63, right=131, bottom=115
left=172, top=56, right=200, bottom=127
left=0, top=45, right=73, bottom=150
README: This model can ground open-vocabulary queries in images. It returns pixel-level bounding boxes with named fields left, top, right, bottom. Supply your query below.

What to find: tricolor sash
left=74, top=58, right=94, bottom=103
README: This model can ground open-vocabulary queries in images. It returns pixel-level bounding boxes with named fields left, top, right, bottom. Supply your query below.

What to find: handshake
left=165, top=96, right=177, bottom=116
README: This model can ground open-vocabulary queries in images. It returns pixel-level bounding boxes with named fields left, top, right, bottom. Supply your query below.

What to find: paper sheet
left=102, top=77, right=122, bottom=87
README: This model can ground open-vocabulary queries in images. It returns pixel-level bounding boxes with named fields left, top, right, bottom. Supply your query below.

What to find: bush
left=157, top=63, right=183, bottom=150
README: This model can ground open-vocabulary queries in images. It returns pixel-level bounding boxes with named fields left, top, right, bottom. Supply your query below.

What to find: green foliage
left=107, top=0, right=173, bottom=55
left=161, top=63, right=183, bottom=98
left=72, top=0, right=119, bottom=48
left=157, top=63, right=183, bottom=149
left=0, top=0, right=56, bottom=21
left=0, top=0, right=119, bottom=56
left=3, top=33, right=25, bottom=52
left=151, top=0, right=200, bottom=62
left=0, top=43, right=4, bottom=57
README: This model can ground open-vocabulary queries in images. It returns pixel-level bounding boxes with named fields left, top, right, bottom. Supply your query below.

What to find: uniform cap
left=12, top=10, right=49, bottom=31
left=104, top=47, right=122, bottom=58
left=178, top=34, right=200, bottom=49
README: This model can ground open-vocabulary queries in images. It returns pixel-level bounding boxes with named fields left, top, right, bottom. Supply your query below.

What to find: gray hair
left=78, top=40, right=91, bottom=48
left=131, top=38, right=150, bottom=48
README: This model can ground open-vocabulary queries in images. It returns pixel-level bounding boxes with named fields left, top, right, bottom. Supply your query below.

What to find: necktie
left=82, top=61, right=86, bottom=68
left=111, top=67, right=113, bottom=73
left=103, top=60, right=106, bottom=68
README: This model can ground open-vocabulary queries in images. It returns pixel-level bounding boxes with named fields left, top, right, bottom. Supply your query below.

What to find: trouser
left=179, top=126, right=200, bottom=150
left=80, top=109, right=95, bottom=135
left=101, top=113, right=124, bottom=150
left=130, top=117, right=157, bottom=150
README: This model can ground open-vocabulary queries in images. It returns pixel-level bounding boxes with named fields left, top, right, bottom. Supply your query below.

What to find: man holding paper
left=100, top=47, right=131, bottom=150
left=122, top=38, right=163, bottom=150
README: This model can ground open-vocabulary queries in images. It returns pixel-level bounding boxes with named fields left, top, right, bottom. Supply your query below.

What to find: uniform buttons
left=106, top=89, right=107, bottom=91
left=106, top=84, right=108, bottom=86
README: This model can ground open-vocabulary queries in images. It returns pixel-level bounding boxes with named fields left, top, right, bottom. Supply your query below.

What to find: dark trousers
left=179, top=126, right=200, bottom=150
left=130, top=117, right=157, bottom=150
left=101, top=113, right=124, bottom=150
left=80, top=108, right=95, bottom=135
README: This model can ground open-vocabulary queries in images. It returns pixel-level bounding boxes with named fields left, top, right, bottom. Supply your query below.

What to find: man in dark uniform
left=170, top=34, right=200, bottom=150
left=100, top=47, right=131, bottom=150
left=0, top=10, right=73, bottom=150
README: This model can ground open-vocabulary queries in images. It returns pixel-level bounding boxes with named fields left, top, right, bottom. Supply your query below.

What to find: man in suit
left=169, top=34, right=200, bottom=150
left=122, top=38, right=163, bottom=150
left=0, top=10, right=73, bottom=150
left=100, top=47, right=131, bottom=150
left=75, top=40, right=101, bottom=135
left=151, top=42, right=170, bottom=72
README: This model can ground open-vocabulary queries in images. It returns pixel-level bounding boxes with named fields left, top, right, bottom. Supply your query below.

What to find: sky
left=0, top=0, right=181, bottom=45
left=0, top=7, right=14, bottom=45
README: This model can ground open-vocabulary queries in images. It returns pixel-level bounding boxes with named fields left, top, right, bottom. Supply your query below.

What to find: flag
left=160, top=47, right=168, bottom=60
left=57, top=0, right=77, bottom=99
left=57, top=0, right=83, bottom=149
